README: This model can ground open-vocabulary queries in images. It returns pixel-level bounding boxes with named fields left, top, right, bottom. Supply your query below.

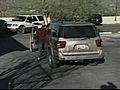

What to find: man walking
left=35, top=25, right=49, bottom=60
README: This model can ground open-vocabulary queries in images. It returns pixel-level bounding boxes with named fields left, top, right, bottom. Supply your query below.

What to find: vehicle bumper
left=57, top=50, right=104, bottom=61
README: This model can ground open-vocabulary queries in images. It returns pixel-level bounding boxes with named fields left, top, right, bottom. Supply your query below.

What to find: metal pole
left=115, top=0, right=118, bottom=21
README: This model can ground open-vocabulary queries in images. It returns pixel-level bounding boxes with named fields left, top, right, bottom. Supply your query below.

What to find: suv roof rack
left=51, top=18, right=89, bottom=24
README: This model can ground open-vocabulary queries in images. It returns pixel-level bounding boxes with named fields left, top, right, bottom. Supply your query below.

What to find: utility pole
left=115, top=0, right=118, bottom=21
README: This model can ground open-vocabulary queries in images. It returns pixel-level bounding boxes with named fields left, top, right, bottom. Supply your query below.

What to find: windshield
left=58, top=26, right=97, bottom=38
left=12, top=16, right=26, bottom=21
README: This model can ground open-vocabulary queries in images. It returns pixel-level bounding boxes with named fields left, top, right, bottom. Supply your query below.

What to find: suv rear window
left=58, top=26, right=97, bottom=38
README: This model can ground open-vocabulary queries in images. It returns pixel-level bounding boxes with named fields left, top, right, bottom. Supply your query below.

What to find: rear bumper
left=57, top=50, right=104, bottom=61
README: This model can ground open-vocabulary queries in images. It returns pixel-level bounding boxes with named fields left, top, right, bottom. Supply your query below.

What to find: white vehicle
left=7, top=15, right=51, bottom=34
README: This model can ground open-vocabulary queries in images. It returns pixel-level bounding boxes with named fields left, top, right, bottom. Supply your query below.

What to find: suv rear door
left=58, top=25, right=102, bottom=56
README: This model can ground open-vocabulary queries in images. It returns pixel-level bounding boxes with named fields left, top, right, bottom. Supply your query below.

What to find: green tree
left=0, top=0, right=118, bottom=18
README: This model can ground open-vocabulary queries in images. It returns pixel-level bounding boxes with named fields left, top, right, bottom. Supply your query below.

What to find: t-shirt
left=35, top=27, right=48, bottom=41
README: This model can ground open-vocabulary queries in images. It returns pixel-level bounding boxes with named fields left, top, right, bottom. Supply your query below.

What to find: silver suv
left=48, top=21, right=104, bottom=68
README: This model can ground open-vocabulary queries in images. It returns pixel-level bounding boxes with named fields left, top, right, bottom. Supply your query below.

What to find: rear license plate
left=76, top=45, right=89, bottom=50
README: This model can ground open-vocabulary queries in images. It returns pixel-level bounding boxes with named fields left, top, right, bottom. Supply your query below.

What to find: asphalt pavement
left=0, top=24, right=120, bottom=89
left=96, top=24, right=120, bottom=34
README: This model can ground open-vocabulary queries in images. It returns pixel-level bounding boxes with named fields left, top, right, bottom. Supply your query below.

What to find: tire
left=48, top=48, right=59, bottom=68
left=83, top=61, right=89, bottom=66
left=89, top=61, right=98, bottom=66
left=17, top=26, right=25, bottom=34
left=89, top=58, right=105, bottom=66
left=97, top=58, right=105, bottom=64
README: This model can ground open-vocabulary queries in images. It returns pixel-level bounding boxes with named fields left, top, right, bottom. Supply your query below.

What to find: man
left=35, top=25, right=49, bottom=60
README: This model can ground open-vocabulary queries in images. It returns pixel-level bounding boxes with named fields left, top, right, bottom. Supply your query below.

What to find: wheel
left=17, top=26, right=25, bottom=34
left=89, top=58, right=105, bottom=66
left=89, top=61, right=98, bottom=66
left=83, top=61, right=89, bottom=66
left=48, top=48, right=59, bottom=68
left=97, top=58, right=105, bottom=64
left=29, top=35, right=38, bottom=52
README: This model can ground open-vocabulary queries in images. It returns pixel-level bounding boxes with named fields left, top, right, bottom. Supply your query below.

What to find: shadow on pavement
left=100, top=82, right=117, bottom=89
left=0, top=58, right=52, bottom=89
left=0, top=77, right=11, bottom=89
left=0, top=35, right=28, bottom=56
left=59, top=59, right=105, bottom=67
left=0, top=56, right=81, bottom=89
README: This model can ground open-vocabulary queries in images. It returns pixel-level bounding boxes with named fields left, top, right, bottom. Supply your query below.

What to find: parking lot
left=0, top=24, right=120, bottom=89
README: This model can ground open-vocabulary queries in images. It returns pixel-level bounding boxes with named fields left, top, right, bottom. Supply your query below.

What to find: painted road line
left=100, top=33, right=120, bottom=39
left=99, top=32, right=112, bottom=35
left=118, top=32, right=120, bottom=34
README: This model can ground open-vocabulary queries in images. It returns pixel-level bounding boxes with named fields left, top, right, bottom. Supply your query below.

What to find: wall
left=102, top=16, right=120, bottom=24
left=0, top=17, right=14, bottom=21
left=1, top=16, right=120, bottom=24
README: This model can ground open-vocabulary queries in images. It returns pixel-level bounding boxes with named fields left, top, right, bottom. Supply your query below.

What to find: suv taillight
left=57, top=41, right=66, bottom=48
left=95, top=39, right=102, bottom=47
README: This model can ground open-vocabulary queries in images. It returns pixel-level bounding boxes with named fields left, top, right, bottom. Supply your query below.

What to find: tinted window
left=49, top=24, right=60, bottom=35
left=0, top=20, right=6, bottom=27
left=37, top=16, right=44, bottom=21
left=32, top=16, right=38, bottom=21
left=27, top=17, right=33, bottom=21
left=59, top=26, right=97, bottom=38
left=53, top=24, right=60, bottom=31
left=12, top=16, right=26, bottom=21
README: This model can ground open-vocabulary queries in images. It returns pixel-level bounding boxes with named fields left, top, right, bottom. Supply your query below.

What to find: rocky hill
left=0, top=0, right=120, bottom=17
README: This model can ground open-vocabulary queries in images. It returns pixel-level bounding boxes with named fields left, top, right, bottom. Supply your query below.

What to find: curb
left=100, top=31, right=120, bottom=35
left=99, top=32, right=112, bottom=35
left=118, top=32, right=120, bottom=34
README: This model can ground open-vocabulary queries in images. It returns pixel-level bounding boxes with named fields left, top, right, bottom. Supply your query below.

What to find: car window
left=53, top=24, right=60, bottom=31
left=26, top=17, right=33, bottom=22
left=26, top=17, right=32, bottom=23
left=49, top=24, right=61, bottom=37
left=32, top=16, right=38, bottom=21
left=58, top=26, right=97, bottom=38
left=51, top=29, right=57, bottom=37
left=12, top=16, right=26, bottom=21
left=37, top=16, right=44, bottom=21
left=0, top=20, right=6, bottom=27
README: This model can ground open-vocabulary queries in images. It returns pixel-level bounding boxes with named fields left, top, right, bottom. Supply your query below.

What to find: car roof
left=17, top=15, right=45, bottom=17
left=0, top=19, right=6, bottom=23
left=51, top=21, right=95, bottom=26
left=0, top=19, right=6, bottom=21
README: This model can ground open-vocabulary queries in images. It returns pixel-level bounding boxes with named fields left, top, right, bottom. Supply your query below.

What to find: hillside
left=0, top=0, right=120, bottom=18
